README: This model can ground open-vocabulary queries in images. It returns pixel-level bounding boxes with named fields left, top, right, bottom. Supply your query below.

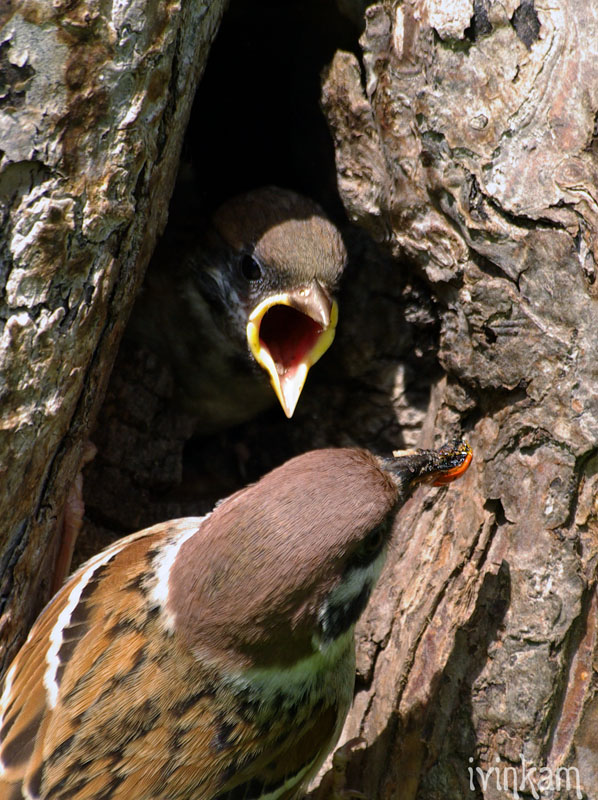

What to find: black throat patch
left=320, top=579, right=374, bottom=644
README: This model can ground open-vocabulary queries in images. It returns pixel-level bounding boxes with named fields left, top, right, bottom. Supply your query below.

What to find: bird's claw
left=329, top=737, right=368, bottom=800
left=53, top=440, right=97, bottom=591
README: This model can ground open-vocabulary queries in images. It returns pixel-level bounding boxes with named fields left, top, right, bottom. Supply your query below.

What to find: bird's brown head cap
left=170, top=448, right=395, bottom=671
left=212, top=186, right=346, bottom=288
left=169, top=442, right=471, bottom=672
left=213, top=187, right=347, bottom=417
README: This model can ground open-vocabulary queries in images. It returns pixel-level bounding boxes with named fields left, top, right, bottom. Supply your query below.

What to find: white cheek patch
left=44, top=544, right=125, bottom=710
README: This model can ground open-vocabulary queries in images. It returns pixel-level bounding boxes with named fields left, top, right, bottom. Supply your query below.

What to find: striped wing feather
left=0, top=517, right=345, bottom=800
left=0, top=525, right=189, bottom=799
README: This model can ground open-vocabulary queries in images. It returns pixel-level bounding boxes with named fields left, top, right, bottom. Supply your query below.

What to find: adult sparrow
left=0, top=441, right=471, bottom=799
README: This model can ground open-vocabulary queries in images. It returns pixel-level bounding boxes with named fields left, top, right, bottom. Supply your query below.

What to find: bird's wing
left=212, top=702, right=342, bottom=800
left=0, top=522, right=197, bottom=800
left=1, top=512, right=343, bottom=800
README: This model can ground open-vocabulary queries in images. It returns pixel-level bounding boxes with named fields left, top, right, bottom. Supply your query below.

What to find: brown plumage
left=0, top=443, right=471, bottom=800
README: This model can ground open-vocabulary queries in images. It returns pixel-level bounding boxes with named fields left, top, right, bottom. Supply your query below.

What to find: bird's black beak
left=246, top=282, right=338, bottom=418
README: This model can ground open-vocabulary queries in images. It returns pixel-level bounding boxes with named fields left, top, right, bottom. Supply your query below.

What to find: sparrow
left=0, top=440, right=471, bottom=800
left=127, top=186, right=347, bottom=432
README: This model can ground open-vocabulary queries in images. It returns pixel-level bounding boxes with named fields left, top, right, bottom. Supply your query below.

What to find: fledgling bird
left=127, top=186, right=347, bottom=432
left=0, top=441, right=471, bottom=800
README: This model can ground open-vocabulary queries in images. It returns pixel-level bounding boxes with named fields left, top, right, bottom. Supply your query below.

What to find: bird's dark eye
left=241, top=254, right=262, bottom=282
left=349, top=525, right=387, bottom=569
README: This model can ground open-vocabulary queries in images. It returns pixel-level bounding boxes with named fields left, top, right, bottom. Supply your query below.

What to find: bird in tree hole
left=128, top=185, right=347, bottom=433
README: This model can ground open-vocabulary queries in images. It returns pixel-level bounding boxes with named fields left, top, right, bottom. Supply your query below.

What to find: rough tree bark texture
left=0, top=0, right=225, bottom=674
left=320, top=1, right=598, bottom=798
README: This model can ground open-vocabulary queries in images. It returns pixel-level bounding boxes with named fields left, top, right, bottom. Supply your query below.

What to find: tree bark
left=319, top=1, right=598, bottom=797
left=0, top=0, right=226, bottom=674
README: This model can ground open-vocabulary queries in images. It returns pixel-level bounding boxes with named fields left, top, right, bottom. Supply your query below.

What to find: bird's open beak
left=246, top=283, right=338, bottom=418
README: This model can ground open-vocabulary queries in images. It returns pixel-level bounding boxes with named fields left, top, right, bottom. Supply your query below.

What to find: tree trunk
left=0, top=0, right=226, bottom=674
left=318, top=1, right=598, bottom=797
